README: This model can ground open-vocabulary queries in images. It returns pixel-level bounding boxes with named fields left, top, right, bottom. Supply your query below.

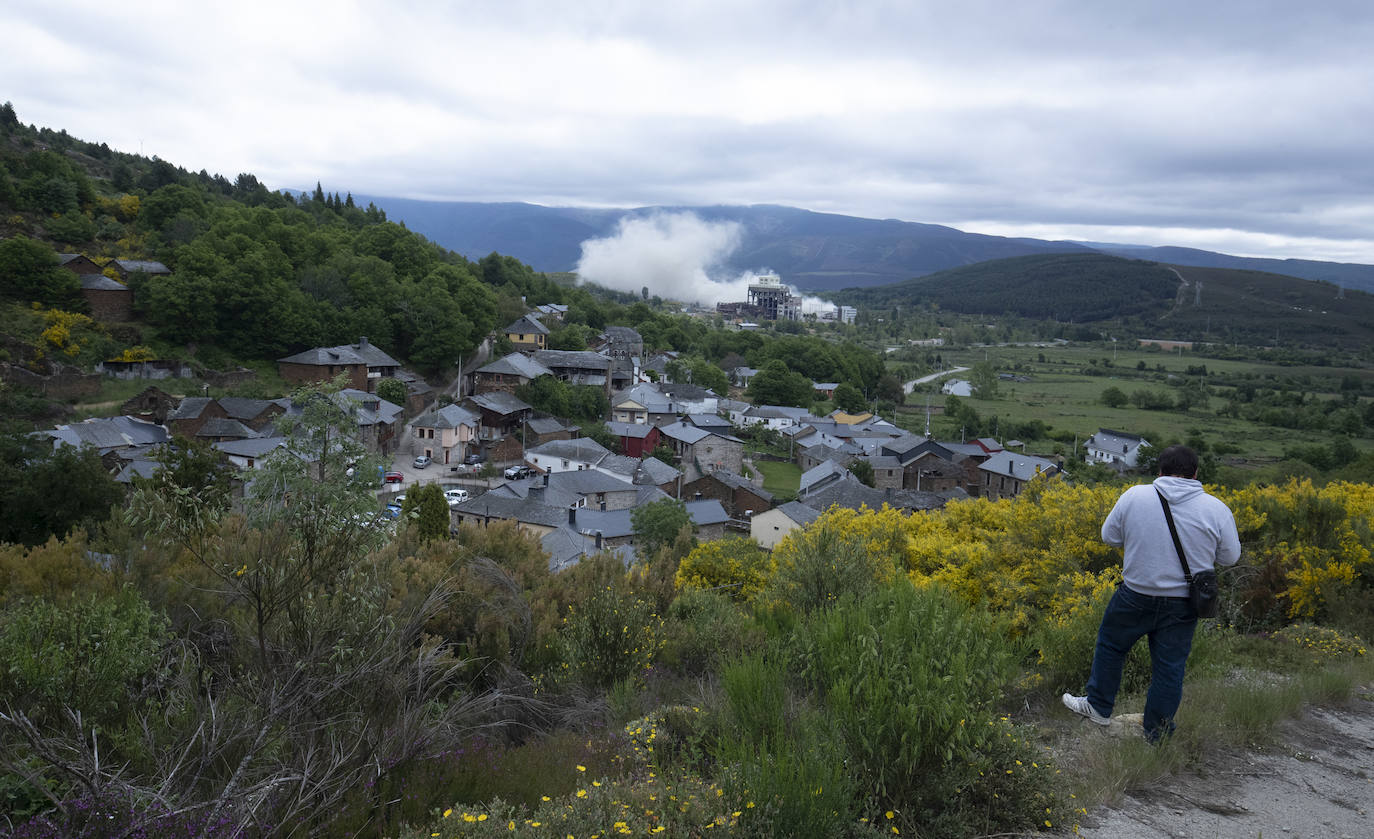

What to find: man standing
left=1063, top=445, right=1241, bottom=742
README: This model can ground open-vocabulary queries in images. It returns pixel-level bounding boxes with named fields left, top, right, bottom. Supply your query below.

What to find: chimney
left=568, top=507, right=576, bottom=526
left=359, top=336, right=369, bottom=348
left=595, top=531, right=603, bottom=551
left=544, top=473, right=550, bottom=487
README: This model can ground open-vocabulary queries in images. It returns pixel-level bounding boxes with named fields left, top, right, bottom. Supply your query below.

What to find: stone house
left=978, top=451, right=1060, bottom=500
left=410, top=403, right=481, bottom=466
left=278, top=337, right=401, bottom=393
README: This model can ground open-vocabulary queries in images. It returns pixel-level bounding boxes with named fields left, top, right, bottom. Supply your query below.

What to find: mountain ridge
left=344, top=195, right=1374, bottom=294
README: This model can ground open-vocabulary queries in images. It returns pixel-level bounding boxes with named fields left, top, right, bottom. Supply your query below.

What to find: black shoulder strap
left=1156, top=489, right=1194, bottom=584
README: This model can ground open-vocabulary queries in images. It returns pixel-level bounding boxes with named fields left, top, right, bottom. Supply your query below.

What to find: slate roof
left=773, top=500, right=824, bottom=528
left=533, top=349, right=610, bottom=369
left=797, top=482, right=948, bottom=515
left=452, top=494, right=569, bottom=529
left=601, top=326, right=642, bottom=343
left=595, top=453, right=642, bottom=480
left=47, top=416, right=170, bottom=452
left=505, top=315, right=550, bottom=335
left=217, top=397, right=277, bottom=421
left=1087, top=429, right=1148, bottom=452
left=114, top=259, right=170, bottom=274
left=413, top=403, right=481, bottom=430
left=658, top=382, right=716, bottom=401
left=798, top=460, right=853, bottom=496
left=80, top=274, right=128, bottom=291
left=195, top=418, right=258, bottom=439
left=527, top=416, right=574, bottom=435
left=685, top=413, right=732, bottom=429
left=606, top=421, right=657, bottom=439
left=476, top=352, right=553, bottom=379
left=115, top=459, right=161, bottom=483
left=705, top=470, right=774, bottom=501
left=278, top=339, right=400, bottom=369
left=339, top=388, right=403, bottom=426
left=633, top=457, right=681, bottom=486
left=168, top=397, right=214, bottom=421
left=214, top=436, right=289, bottom=458
left=978, top=452, right=1059, bottom=481
left=527, top=437, right=611, bottom=462
left=541, top=526, right=636, bottom=573
left=467, top=391, right=533, bottom=415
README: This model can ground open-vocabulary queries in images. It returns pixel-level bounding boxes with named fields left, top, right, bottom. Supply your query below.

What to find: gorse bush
left=0, top=588, right=168, bottom=729
left=558, top=582, right=662, bottom=691
left=791, top=582, right=1057, bottom=837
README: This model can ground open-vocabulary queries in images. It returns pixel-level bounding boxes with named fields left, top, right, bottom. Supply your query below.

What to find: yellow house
left=504, top=315, right=549, bottom=351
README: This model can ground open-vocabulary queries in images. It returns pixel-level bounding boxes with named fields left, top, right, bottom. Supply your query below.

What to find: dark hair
left=1157, top=445, right=1198, bottom=478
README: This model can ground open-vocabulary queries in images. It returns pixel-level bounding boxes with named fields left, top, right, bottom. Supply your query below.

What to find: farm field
left=903, top=343, right=1373, bottom=460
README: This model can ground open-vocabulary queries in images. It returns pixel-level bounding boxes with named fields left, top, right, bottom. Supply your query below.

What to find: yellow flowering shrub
left=675, top=537, right=770, bottom=600
left=1219, top=480, right=1373, bottom=621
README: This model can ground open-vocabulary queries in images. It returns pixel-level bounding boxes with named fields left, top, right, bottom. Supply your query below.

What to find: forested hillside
left=833, top=251, right=1374, bottom=350
left=834, top=253, right=1179, bottom=321
left=0, top=103, right=567, bottom=372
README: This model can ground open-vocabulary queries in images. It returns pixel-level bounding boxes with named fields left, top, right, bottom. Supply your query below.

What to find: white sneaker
left=1062, top=693, right=1111, bottom=726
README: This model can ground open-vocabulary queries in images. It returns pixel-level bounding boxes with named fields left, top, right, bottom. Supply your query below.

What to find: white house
left=1085, top=429, right=1149, bottom=469
left=751, top=501, right=823, bottom=550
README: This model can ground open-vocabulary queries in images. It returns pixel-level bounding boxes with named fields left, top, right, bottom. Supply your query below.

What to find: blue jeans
left=1085, top=584, right=1198, bottom=742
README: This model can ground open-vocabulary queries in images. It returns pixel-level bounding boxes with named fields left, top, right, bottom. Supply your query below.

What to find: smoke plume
left=576, top=211, right=828, bottom=311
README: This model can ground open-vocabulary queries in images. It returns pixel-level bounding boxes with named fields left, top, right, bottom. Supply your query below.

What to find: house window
left=415, top=428, right=424, bottom=438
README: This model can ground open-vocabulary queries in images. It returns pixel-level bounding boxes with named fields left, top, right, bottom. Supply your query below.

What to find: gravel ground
left=1072, top=688, right=1374, bottom=838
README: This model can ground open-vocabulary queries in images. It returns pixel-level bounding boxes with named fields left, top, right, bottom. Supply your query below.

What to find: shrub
left=764, top=505, right=907, bottom=614
left=791, top=582, right=1056, bottom=836
left=674, top=536, right=771, bottom=601
left=558, top=582, right=662, bottom=691
left=658, top=587, right=759, bottom=675
left=0, top=588, right=168, bottom=728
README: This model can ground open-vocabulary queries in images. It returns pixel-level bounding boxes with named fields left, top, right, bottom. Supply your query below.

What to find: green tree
left=1100, top=386, right=1129, bottom=408
left=969, top=361, right=999, bottom=399
left=0, top=430, right=122, bottom=546
left=375, top=377, right=408, bottom=408
left=833, top=382, right=867, bottom=413
left=848, top=458, right=875, bottom=487
left=631, top=498, right=692, bottom=559
left=747, top=360, right=813, bottom=408
left=875, top=374, right=905, bottom=406
left=402, top=482, right=450, bottom=541
left=0, top=235, right=81, bottom=307
left=685, top=355, right=730, bottom=394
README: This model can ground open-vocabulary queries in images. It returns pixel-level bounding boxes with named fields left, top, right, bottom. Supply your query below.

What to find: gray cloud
left=4, top=0, right=1374, bottom=261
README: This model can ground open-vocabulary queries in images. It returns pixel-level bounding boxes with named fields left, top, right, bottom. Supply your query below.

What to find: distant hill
left=834, top=253, right=1179, bottom=322
left=1086, top=244, right=1374, bottom=294
left=832, top=253, right=1374, bottom=350
left=350, top=196, right=1374, bottom=295
left=349, top=197, right=1094, bottom=291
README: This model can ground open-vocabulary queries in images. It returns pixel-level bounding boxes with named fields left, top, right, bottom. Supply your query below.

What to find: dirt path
left=1074, top=688, right=1374, bottom=838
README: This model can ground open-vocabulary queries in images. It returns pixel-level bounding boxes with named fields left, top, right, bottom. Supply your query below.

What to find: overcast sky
left=6, top=0, right=1374, bottom=263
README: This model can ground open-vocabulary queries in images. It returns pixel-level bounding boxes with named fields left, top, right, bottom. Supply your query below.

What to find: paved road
left=903, top=366, right=969, bottom=394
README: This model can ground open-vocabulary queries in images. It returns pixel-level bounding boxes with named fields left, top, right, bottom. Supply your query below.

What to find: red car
left=383, top=471, right=405, bottom=484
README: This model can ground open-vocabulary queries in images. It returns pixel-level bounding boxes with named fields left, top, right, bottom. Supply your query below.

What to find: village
left=35, top=263, right=1153, bottom=570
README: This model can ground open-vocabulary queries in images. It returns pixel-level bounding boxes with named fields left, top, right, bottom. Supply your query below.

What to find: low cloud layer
left=576, top=212, right=828, bottom=311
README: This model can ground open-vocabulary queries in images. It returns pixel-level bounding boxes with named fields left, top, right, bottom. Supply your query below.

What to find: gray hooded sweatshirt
left=1101, top=476, right=1242, bottom=598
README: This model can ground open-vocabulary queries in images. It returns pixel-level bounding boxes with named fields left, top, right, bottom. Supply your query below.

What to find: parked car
left=444, top=488, right=469, bottom=507
left=464, top=452, right=485, bottom=465
left=413, top=454, right=432, bottom=469
left=383, top=471, right=405, bottom=483
left=503, top=465, right=531, bottom=480
left=383, top=502, right=403, bottom=520
left=449, top=463, right=479, bottom=475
